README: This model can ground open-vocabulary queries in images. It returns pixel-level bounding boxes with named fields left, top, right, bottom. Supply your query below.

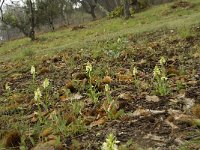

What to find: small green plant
left=67, top=116, right=87, bottom=135
left=4, top=82, right=17, bottom=104
left=32, top=77, right=51, bottom=119
left=42, top=78, right=50, bottom=109
left=88, top=87, right=100, bottom=104
left=104, top=84, right=124, bottom=120
left=31, top=65, right=51, bottom=113
left=178, top=65, right=186, bottom=76
left=107, top=108, right=125, bottom=120
left=86, top=62, right=100, bottom=104
left=153, top=57, right=170, bottom=96
left=86, top=62, right=93, bottom=84
left=34, top=88, right=43, bottom=123
left=132, top=66, right=140, bottom=91
left=54, top=136, right=62, bottom=147
left=103, top=38, right=128, bottom=59
left=30, top=65, right=37, bottom=91
left=50, top=112, right=68, bottom=136
left=176, top=80, right=186, bottom=91
left=31, top=65, right=36, bottom=85
left=102, top=133, right=120, bottom=150
left=73, top=79, right=85, bottom=92
left=70, top=100, right=84, bottom=116
left=105, top=84, right=112, bottom=103
left=20, top=134, right=35, bottom=150
left=22, top=49, right=35, bottom=58
left=191, top=69, right=196, bottom=77
left=4, top=82, right=11, bottom=97
left=177, top=26, right=194, bottom=39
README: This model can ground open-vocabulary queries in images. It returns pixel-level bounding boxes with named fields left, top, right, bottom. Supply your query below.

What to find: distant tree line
left=0, top=0, right=173, bottom=41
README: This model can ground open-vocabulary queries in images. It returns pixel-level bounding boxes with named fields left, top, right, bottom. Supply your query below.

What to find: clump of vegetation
left=22, top=49, right=36, bottom=58
left=177, top=26, right=195, bottom=39
left=108, top=0, right=150, bottom=19
left=138, top=0, right=150, bottom=9
left=102, top=133, right=119, bottom=150
left=104, top=84, right=124, bottom=120
left=132, top=66, right=141, bottom=91
left=86, top=62, right=100, bottom=104
left=152, top=57, right=170, bottom=96
left=103, top=37, right=128, bottom=58
left=108, top=6, right=124, bottom=18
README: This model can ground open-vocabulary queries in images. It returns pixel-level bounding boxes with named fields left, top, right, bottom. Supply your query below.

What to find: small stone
left=146, top=95, right=160, bottom=102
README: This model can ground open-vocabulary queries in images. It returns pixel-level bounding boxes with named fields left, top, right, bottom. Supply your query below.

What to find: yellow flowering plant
left=42, top=78, right=50, bottom=109
left=5, top=82, right=11, bottom=91
left=105, top=84, right=112, bottom=103
left=34, top=88, right=43, bottom=123
left=31, top=66, right=36, bottom=83
left=86, top=62, right=93, bottom=86
left=42, top=78, right=49, bottom=89
left=153, top=57, right=170, bottom=96
left=102, top=133, right=119, bottom=150
left=159, top=56, right=166, bottom=66
left=132, top=66, right=140, bottom=90
left=86, top=62, right=100, bottom=104
left=4, top=82, right=11, bottom=97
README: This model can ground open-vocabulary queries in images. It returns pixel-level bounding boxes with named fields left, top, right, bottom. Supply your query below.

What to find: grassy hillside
left=0, top=0, right=200, bottom=150
left=0, top=0, right=200, bottom=62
